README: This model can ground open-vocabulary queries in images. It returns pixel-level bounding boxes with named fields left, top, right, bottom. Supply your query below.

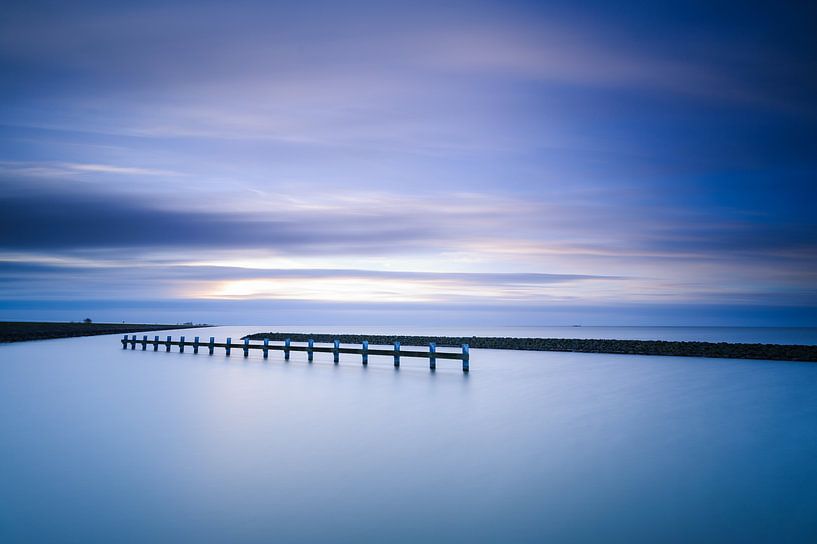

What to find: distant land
left=244, top=332, right=817, bottom=362
left=0, top=321, right=210, bottom=343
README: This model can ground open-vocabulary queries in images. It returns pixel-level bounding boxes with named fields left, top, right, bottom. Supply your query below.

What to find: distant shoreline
left=0, top=322, right=211, bottom=343
left=244, top=332, right=817, bottom=362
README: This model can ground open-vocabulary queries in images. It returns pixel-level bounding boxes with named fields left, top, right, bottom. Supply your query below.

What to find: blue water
left=1, top=325, right=817, bottom=543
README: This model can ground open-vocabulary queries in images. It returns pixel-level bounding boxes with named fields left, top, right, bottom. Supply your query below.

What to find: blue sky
left=1, top=0, right=815, bottom=325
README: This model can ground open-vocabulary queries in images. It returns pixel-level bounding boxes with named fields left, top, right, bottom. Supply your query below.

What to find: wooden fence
left=121, top=335, right=470, bottom=372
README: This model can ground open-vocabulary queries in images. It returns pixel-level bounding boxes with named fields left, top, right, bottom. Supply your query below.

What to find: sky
left=1, top=0, right=816, bottom=326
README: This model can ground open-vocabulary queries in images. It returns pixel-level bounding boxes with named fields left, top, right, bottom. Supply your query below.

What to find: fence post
left=284, top=338, right=291, bottom=360
left=394, top=341, right=400, bottom=367
left=142, top=335, right=148, bottom=351
left=333, top=339, right=340, bottom=364
left=131, top=335, right=137, bottom=350
left=462, top=344, right=470, bottom=372
left=243, top=338, right=250, bottom=357
left=153, top=335, right=159, bottom=351
left=122, top=334, right=128, bottom=349
left=208, top=337, right=214, bottom=355
left=362, top=340, right=368, bottom=365
left=429, top=342, right=436, bottom=370
left=194, top=336, right=200, bottom=354
left=308, top=339, right=314, bottom=362
left=263, top=338, right=269, bottom=359
left=180, top=336, right=185, bottom=353
left=166, top=336, right=171, bottom=352
left=226, top=337, right=231, bottom=356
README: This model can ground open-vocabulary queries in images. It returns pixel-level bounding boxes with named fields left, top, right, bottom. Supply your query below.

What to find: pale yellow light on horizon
left=181, top=273, right=736, bottom=305
left=187, top=277, right=544, bottom=303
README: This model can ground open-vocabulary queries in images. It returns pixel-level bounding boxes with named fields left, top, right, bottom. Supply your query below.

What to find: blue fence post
left=208, top=337, right=215, bottom=355
left=263, top=338, right=269, bottom=359
left=131, top=335, right=137, bottom=350
left=180, top=336, right=185, bottom=353
left=122, top=334, right=128, bottom=348
left=462, top=344, right=470, bottom=372
left=429, top=342, right=436, bottom=370
left=243, top=338, right=249, bottom=357
left=153, top=335, right=159, bottom=351
left=308, top=339, right=314, bottom=362
left=393, top=341, right=400, bottom=367
left=225, top=337, right=231, bottom=356
left=142, top=335, right=148, bottom=350
left=284, top=338, right=291, bottom=360
left=333, top=339, right=340, bottom=364
left=193, top=336, right=200, bottom=354
left=362, top=340, right=368, bottom=365
left=166, top=336, right=172, bottom=352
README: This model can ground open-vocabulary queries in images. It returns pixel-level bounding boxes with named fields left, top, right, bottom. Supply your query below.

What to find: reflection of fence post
left=225, top=337, right=231, bottom=356
left=208, top=337, right=215, bottom=355
left=394, top=341, right=400, bottom=367
left=462, top=344, right=470, bottom=372
left=284, top=338, right=291, bottom=360
left=308, top=339, right=314, bottom=362
left=429, top=343, right=436, bottom=370
left=333, top=339, right=340, bottom=364
left=362, top=341, right=368, bottom=365
left=263, top=338, right=269, bottom=359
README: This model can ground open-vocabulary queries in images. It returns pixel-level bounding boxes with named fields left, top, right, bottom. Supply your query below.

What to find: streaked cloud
left=0, top=160, right=181, bottom=178
left=0, top=0, right=815, bottom=324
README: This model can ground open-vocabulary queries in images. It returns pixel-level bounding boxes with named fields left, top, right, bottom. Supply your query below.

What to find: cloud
left=2, top=255, right=813, bottom=308
left=4, top=1, right=811, bottom=107
left=0, top=257, right=627, bottom=303
left=0, top=189, right=441, bottom=252
left=3, top=172, right=816, bottom=278
left=0, top=160, right=181, bottom=178
left=60, top=163, right=181, bottom=176
left=0, top=259, right=615, bottom=284
left=1, top=1, right=815, bottom=322
left=3, top=0, right=813, bottom=158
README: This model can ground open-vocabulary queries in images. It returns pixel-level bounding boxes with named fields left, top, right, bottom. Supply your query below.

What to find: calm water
left=1, top=326, right=817, bottom=543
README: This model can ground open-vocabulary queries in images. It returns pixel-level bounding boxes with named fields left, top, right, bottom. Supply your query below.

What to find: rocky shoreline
left=243, top=332, right=817, bottom=362
left=0, top=322, right=210, bottom=343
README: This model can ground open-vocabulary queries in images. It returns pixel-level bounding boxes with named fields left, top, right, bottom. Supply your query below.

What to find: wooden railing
left=121, top=335, right=470, bottom=372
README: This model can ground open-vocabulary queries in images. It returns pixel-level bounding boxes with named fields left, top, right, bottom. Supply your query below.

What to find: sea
left=1, top=325, right=816, bottom=543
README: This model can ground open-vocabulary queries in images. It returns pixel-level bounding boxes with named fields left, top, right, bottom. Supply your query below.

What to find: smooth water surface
left=2, top=326, right=817, bottom=543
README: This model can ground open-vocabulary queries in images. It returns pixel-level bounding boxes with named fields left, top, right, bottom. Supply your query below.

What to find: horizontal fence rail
left=121, top=335, right=470, bottom=372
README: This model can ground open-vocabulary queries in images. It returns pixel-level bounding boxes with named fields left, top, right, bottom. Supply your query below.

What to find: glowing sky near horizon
left=1, top=0, right=815, bottom=325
